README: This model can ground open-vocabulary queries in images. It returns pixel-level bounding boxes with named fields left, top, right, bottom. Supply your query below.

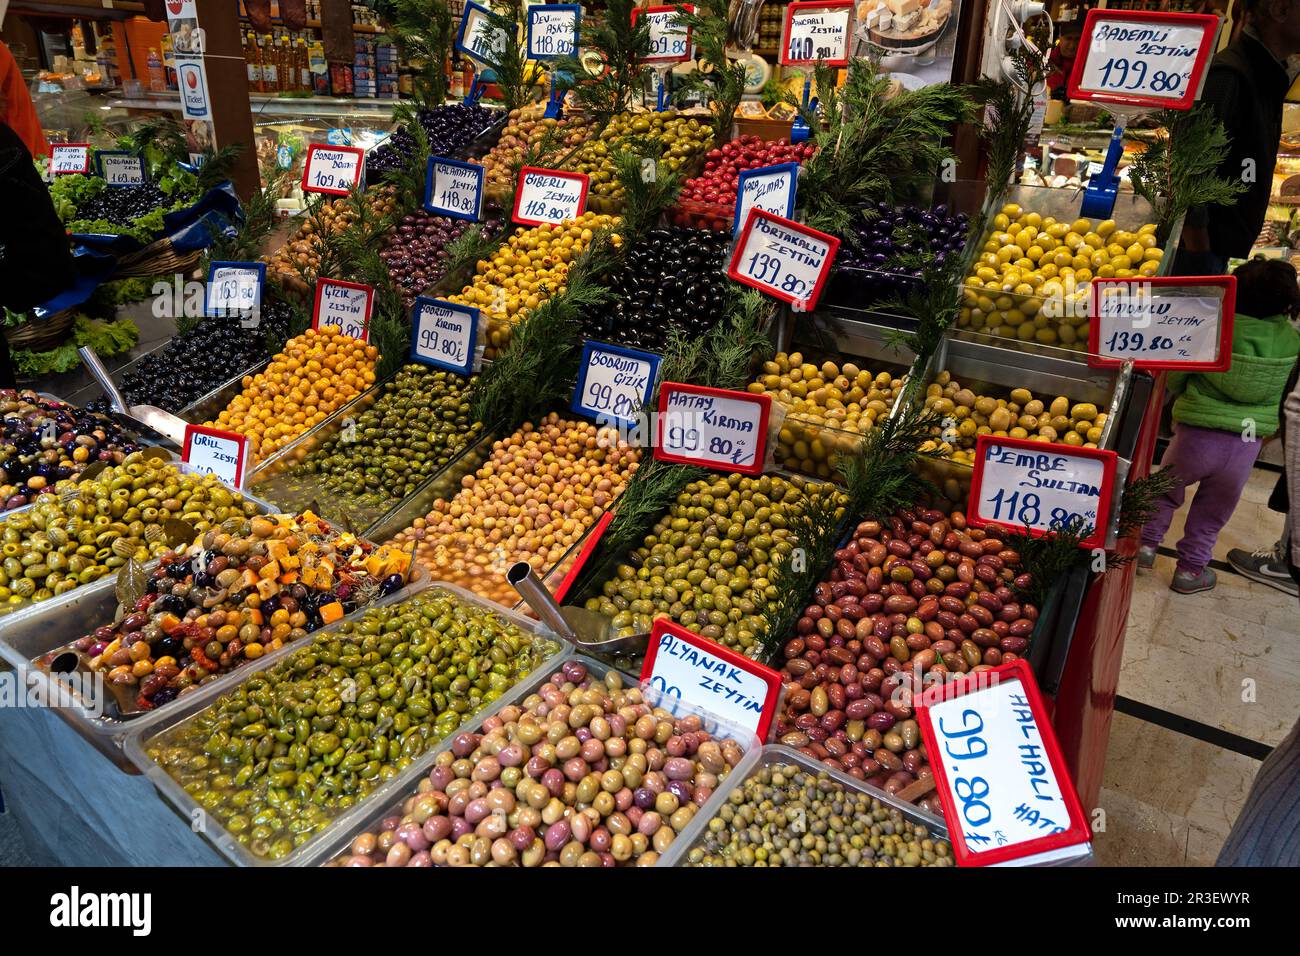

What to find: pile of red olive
left=672, top=136, right=815, bottom=230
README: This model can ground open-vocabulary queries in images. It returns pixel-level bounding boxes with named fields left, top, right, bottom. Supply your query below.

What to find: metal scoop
left=78, top=345, right=188, bottom=447
left=507, top=561, right=651, bottom=657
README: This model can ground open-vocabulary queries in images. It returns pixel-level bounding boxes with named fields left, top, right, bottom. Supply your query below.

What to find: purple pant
left=1141, top=423, right=1260, bottom=574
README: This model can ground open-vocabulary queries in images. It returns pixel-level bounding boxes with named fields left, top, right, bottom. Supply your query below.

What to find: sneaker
left=1227, top=546, right=1299, bottom=595
left=1137, top=546, right=1157, bottom=571
left=1171, top=567, right=1217, bottom=594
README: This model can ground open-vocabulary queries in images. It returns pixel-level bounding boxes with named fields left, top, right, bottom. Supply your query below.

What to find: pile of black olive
left=830, top=203, right=970, bottom=306
left=87, top=298, right=292, bottom=415
left=582, top=227, right=732, bottom=352
left=72, top=182, right=173, bottom=227
left=367, top=104, right=500, bottom=179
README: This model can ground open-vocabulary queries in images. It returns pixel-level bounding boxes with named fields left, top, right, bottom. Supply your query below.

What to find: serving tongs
left=508, top=561, right=651, bottom=657
left=78, top=345, right=187, bottom=447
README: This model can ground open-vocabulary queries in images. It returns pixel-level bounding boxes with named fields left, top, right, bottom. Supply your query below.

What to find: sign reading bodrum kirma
left=457, top=1, right=508, bottom=65
left=411, top=296, right=481, bottom=375
left=511, top=166, right=589, bottom=226
left=635, top=5, right=695, bottom=63
left=96, top=151, right=147, bottom=186
left=1068, top=10, right=1220, bottom=110
left=915, top=659, right=1093, bottom=867
left=655, top=382, right=773, bottom=475
left=727, top=208, right=840, bottom=310
left=312, top=278, right=374, bottom=342
left=781, top=1, right=854, bottom=67
left=641, top=618, right=782, bottom=741
left=182, top=424, right=251, bottom=489
left=572, top=340, right=661, bottom=428
left=205, top=261, right=265, bottom=318
left=527, top=4, right=581, bottom=59
left=50, top=143, right=91, bottom=175
left=968, top=435, right=1117, bottom=550
left=424, top=156, right=484, bottom=221
left=1088, top=275, right=1235, bottom=372
left=301, top=144, right=365, bottom=196
left=732, top=162, right=799, bottom=237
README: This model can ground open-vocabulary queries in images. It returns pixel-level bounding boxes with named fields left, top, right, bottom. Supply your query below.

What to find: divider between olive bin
left=120, top=579, right=572, bottom=867
left=658, top=743, right=952, bottom=867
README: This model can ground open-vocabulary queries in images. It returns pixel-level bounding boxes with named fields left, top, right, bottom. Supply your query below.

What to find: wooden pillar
left=195, top=0, right=259, bottom=200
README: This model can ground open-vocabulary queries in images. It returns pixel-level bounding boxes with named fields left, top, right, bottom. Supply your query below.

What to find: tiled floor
left=1093, top=462, right=1298, bottom=866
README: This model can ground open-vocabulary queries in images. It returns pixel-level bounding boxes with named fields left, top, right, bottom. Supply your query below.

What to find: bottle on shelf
left=260, top=35, right=278, bottom=92
left=245, top=31, right=262, bottom=92
left=296, top=37, right=310, bottom=93
left=146, top=47, right=165, bottom=92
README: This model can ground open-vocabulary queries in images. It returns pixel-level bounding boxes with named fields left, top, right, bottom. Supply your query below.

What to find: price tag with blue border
left=456, top=1, right=507, bottom=66
left=732, top=162, right=799, bottom=237
left=205, top=261, right=265, bottom=319
left=424, top=156, right=484, bottom=222
left=572, top=340, right=661, bottom=428
left=411, top=296, right=481, bottom=375
left=527, top=4, right=581, bottom=59
left=95, top=151, right=147, bottom=186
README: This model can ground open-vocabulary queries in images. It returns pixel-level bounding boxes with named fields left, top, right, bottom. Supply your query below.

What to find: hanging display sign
left=204, top=261, right=265, bottom=318
left=968, top=435, right=1118, bottom=550
left=411, top=296, right=482, bottom=375
left=571, top=340, right=661, bottom=428
left=641, top=618, right=782, bottom=741
left=175, top=57, right=212, bottom=121
left=1088, top=275, right=1235, bottom=372
left=1067, top=10, right=1220, bottom=110
left=50, top=143, right=91, bottom=175
left=527, top=4, right=581, bottom=59
left=95, top=151, right=147, bottom=186
left=182, top=424, right=251, bottom=489
left=511, top=166, right=590, bottom=226
left=727, top=208, right=840, bottom=310
left=655, top=382, right=772, bottom=475
left=915, top=659, right=1093, bottom=867
left=301, top=144, right=365, bottom=196
left=634, top=4, right=695, bottom=63
left=424, top=156, right=484, bottom=221
left=732, top=162, right=800, bottom=237
left=312, top=278, right=374, bottom=342
left=456, top=1, right=508, bottom=66
left=781, top=1, right=854, bottom=67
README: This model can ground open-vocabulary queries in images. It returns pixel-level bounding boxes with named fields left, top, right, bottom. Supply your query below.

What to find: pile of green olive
left=583, top=474, right=844, bottom=657
left=0, top=452, right=258, bottom=615
left=683, top=761, right=953, bottom=867
left=566, top=111, right=713, bottom=212
left=145, top=589, right=559, bottom=861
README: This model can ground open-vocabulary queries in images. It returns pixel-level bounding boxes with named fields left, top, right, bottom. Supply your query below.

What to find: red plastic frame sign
left=654, top=382, right=773, bottom=476
left=634, top=5, right=695, bottom=63
left=1067, top=9, right=1220, bottom=110
left=182, top=424, right=251, bottom=489
left=312, top=278, right=374, bottom=342
left=968, top=435, right=1117, bottom=550
left=511, top=166, right=590, bottom=227
left=781, top=1, right=854, bottom=67
left=915, top=659, right=1092, bottom=866
left=1088, top=275, right=1235, bottom=371
left=641, top=618, right=782, bottom=741
left=50, top=143, right=92, bottom=175
left=553, top=510, right=615, bottom=604
left=727, top=208, right=840, bottom=311
left=301, top=144, right=365, bottom=196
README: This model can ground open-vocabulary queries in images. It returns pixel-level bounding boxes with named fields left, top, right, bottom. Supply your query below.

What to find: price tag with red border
left=301, top=144, right=365, bottom=196
left=634, top=4, right=695, bottom=63
left=968, top=435, right=1117, bottom=550
left=313, top=278, right=374, bottom=342
left=780, top=1, right=854, bottom=67
left=655, top=382, right=772, bottom=475
left=50, top=143, right=91, bottom=175
left=727, top=208, right=839, bottom=311
left=915, top=659, right=1093, bottom=866
left=1067, top=10, right=1220, bottom=111
left=1088, top=275, right=1235, bottom=372
left=182, top=424, right=251, bottom=490
left=641, top=618, right=782, bottom=741
left=512, top=166, right=590, bottom=226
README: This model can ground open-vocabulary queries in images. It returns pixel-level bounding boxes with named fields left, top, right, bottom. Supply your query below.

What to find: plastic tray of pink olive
left=313, top=655, right=762, bottom=867
left=773, top=506, right=1040, bottom=817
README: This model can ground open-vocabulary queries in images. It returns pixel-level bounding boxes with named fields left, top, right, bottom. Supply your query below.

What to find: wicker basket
left=3, top=309, right=77, bottom=353
left=113, top=237, right=203, bottom=279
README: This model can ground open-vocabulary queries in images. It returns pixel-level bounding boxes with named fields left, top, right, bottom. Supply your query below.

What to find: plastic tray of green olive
left=658, top=744, right=953, bottom=867
left=121, top=579, right=569, bottom=866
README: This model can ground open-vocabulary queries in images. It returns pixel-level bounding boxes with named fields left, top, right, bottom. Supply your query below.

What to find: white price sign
left=205, top=262, right=264, bottom=318
left=969, top=436, right=1117, bottom=550
left=301, top=144, right=365, bottom=196
left=312, top=278, right=374, bottom=342
left=641, top=619, right=782, bottom=741
left=50, top=143, right=91, bottom=175
left=1068, top=10, right=1220, bottom=110
left=732, top=162, right=799, bottom=237
left=457, top=1, right=509, bottom=65
left=527, top=5, right=581, bottom=59
left=182, top=424, right=251, bottom=489
left=1089, top=276, right=1234, bottom=372
left=424, top=157, right=484, bottom=222
left=916, top=660, right=1093, bottom=866
left=655, top=383, right=773, bottom=475
left=727, top=208, right=840, bottom=310
left=572, top=341, right=661, bottom=428
left=511, top=166, right=589, bottom=226
left=411, top=296, right=481, bottom=375
left=96, top=152, right=146, bottom=185
left=781, top=1, right=854, bottom=66
left=636, top=5, right=694, bottom=63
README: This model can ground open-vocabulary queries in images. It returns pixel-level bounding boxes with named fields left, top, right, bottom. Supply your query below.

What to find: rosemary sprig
left=601, top=458, right=706, bottom=557
left=479, top=0, right=546, bottom=112
left=669, top=0, right=746, bottom=140
left=382, top=0, right=454, bottom=109
left=553, top=0, right=651, bottom=123
left=974, top=49, right=1043, bottom=205
left=612, top=139, right=684, bottom=240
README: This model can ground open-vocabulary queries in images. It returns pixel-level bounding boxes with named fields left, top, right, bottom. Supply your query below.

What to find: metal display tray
left=302, top=651, right=763, bottom=867
left=120, top=579, right=570, bottom=867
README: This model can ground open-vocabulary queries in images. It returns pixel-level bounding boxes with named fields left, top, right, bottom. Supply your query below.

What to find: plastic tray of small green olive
left=658, top=744, right=953, bottom=868
left=121, top=580, right=571, bottom=867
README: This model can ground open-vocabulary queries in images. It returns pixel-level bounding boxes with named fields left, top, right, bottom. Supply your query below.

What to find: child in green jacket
left=1139, top=258, right=1300, bottom=593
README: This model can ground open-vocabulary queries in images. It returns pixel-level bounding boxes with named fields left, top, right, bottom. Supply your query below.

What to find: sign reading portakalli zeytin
left=182, top=424, right=250, bottom=489
left=655, top=382, right=773, bottom=475
left=1067, top=9, right=1220, bottom=110
left=727, top=208, right=839, bottom=310
left=411, top=296, right=481, bottom=375
left=312, top=278, right=374, bottom=342
left=1088, top=275, right=1235, bottom=372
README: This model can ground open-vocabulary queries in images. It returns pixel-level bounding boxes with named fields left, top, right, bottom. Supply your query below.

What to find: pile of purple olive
left=380, top=211, right=503, bottom=307
left=831, top=203, right=970, bottom=305
left=367, top=104, right=500, bottom=179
